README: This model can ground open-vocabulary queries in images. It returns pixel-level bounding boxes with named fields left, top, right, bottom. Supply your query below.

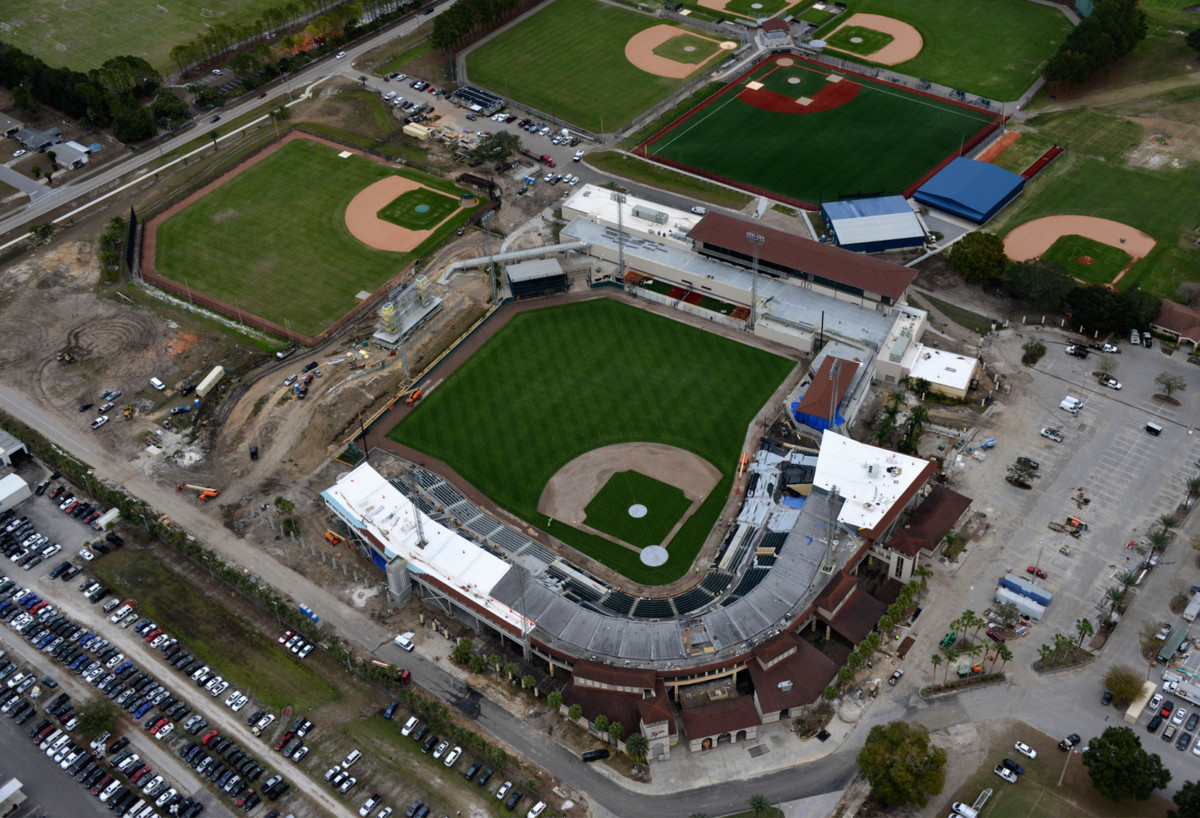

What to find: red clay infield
left=738, top=73, right=861, bottom=114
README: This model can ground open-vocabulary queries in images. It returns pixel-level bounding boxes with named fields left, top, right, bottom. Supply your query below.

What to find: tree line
left=1044, top=0, right=1147, bottom=87
left=431, top=0, right=540, bottom=52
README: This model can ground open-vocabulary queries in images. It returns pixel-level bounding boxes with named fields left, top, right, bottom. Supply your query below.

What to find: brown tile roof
left=886, top=486, right=972, bottom=559
left=563, top=679, right=643, bottom=735
left=753, top=634, right=798, bottom=667
left=825, top=588, right=887, bottom=644
left=748, top=639, right=838, bottom=713
left=687, top=213, right=917, bottom=300
left=1154, top=300, right=1200, bottom=344
left=572, top=659, right=656, bottom=691
left=814, top=569, right=857, bottom=615
left=762, top=18, right=789, bottom=31
left=794, top=357, right=861, bottom=421
left=636, top=691, right=675, bottom=731
left=859, top=459, right=938, bottom=542
left=680, top=696, right=761, bottom=738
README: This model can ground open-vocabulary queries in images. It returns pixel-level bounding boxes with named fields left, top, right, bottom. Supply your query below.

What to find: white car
left=401, top=716, right=418, bottom=736
left=1151, top=694, right=1165, bottom=711
left=155, top=722, right=173, bottom=741
left=90, top=415, right=109, bottom=430
left=191, top=665, right=210, bottom=682
left=12, top=149, right=26, bottom=158
left=336, top=51, right=347, bottom=59
left=496, top=781, right=512, bottom=800
left=573, top=150, right=584, bottom=161
left=1175, top=707, right=1188, bottom=725
left=231, top=693, right=248, bottom=711
left=994, top=764, right=1017, bottom=783
left=155, top=788, right=177, bottom=808
left=224, top=689, right=241, bottom=707
left=1015, top=741, right=1036, bottom=759
left=298, top=643, right=314, bottom=659
left=211, top=680, right=229, bottom=697
left=443, top=746, right=461, bottom=767
left=211, top=69, right=223, bottom=75
left=1103, top=343, right=1119, bottom=353
left=1100, top=376, right=1122, bottom=390
left=141, top=775, right=163, bottom=794
left=78, top=549, right=94, bottom=561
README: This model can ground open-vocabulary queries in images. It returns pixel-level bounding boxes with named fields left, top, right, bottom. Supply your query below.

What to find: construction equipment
left=404, top=388, right=423, bottom=407
left=176, top=484, right=219, bottom=501
left=324, top=530, right=343, bottom=546
left=122, top=405, right=134, bottom=420
left=966, top=438, right=996, bottom=455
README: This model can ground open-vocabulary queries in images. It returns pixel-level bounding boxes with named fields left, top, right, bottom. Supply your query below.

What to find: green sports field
left=378, top=188, right=461, bottom=230
left=825, top=26, right=893, bottom=57
left=1042, top=235, right=1131, bottom=285
left=154, top=138, right=476, bottom=337
left=464, top=0, right=725, bottom=133
left=388, top=299, right=794, bottom=585
left=817, top=0, right=1073, bottom=101
left=0, top=0, right=283, bottom=71
left=641, top=57, right=997, bottom=207
left=584, top=471, right=692, bottom=548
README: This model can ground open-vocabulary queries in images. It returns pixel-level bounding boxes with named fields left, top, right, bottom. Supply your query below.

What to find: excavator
left=176, top=484, right=219, bottom=501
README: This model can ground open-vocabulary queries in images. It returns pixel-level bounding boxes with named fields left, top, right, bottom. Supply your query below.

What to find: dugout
left=820, top=197, right=926, bottom=253
left=506, top=258, right=568, bottom=299
left=912, top=158, right=1024, bottom=224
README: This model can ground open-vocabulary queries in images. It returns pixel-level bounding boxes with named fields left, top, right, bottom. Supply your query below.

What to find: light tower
left=611, top=191, right=627, bottom=289
left=746, top=231, right=765, bottom=331
left=480, top=210, right=497, bottom=304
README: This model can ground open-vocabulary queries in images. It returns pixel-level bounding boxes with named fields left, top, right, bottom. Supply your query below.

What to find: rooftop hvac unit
left=777, top=680, right=793, bottom=691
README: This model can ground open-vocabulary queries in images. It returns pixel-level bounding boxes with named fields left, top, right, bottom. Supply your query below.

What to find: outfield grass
left=585, top=151, right=753, bottom=209
left=643, top=57, right=996, bottom=206
left=90, top=549, right=341, bottom=712
left=584, top=471, right=692, bottom=547
left=1, top=0, right=282, bottom=71
left=653, top=33, right=721, bottom=64
left=1042, top=234, right=1131, bottom=285
left=378, top=188, right=461, bottom=230
left=155, top=138, right=476, bottom=336
left=815, top=0, right=1073, bottom=100
left=797, top=4, right=837, bottom=24
left=825, top=26, right=893, bottom=56
left=722, top=0, right=789, bottom=16
left=464, top=0, right=724, bottom=133
left=990, top=110, right=1200, bottom=302
left=387, top=299, right=793, bottom=584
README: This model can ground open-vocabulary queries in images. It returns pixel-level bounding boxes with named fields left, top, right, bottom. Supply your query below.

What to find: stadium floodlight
left=611, top=192, right=627, bottom=289
left=480, top=210, right=497, bottom=304
left=746, top=232, right=764, bottom=330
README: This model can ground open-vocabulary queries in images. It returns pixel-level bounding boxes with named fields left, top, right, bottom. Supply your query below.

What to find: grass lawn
left=387, top=299, right=793, bottom=584
left=722, top=0, right=789, bottom=16
left=155, top=138, right=476, bottom=336
left=910, top=292, right=993, bottom=334
left=642, top=56, right=997, bottom=207
left=585, top=151, right=753, bottom=209
left=1042, top=234, right=1132, bottom=285
left=378, top=188, right=461, bottom=230
left=584, top=471, right=692, bottom=547
left=90, top=549, right=341, bottom=712
left=814, top=0, right=1073, bottom=100
left=464, top=0, right=723, bottom=133
left=797, top=4, right=837, bottom=24
left=944, top=723, right=1172, bottom=817
left=1, top=0, right=283, bottom=72
left=990, top=131, right=1057, bottom=176
left=653, top=33, right=722, bottom=64
left=826, top=26, right=893, bottom=56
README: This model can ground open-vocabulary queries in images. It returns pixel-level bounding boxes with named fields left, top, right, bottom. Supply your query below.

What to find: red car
left=272, top=731, right=293, bottom=751
left=144, top=628, right=162, bottom=642
left=150, top=718, right=168, bottom=733
left=986, top=628, right=1005, bottom=643
left=1026, top=566, right=1047, bottom=579
left=278, top=630, right=293, bottom=645
left=201, top=729, right=219, bottom=745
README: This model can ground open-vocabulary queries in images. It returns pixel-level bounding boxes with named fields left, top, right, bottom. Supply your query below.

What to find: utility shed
left=0, top=475, right=30, bottom=515
left=0, top=778, right=24, bottom=815
left=196, top=365, right=225, bottom=399
left=820, top=196, right=926, bottom=253
left=0, top=430, right=27, bottom=467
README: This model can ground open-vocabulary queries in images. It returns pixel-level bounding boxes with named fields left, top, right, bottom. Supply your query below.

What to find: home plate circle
left=640, top=545, right=668, bottom=566
left=628, top=503, right=648, bottom=518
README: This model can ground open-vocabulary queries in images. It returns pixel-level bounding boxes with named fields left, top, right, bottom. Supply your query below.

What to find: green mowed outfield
left=388, top=299, right=793, bottom=585
left=155, top=138, right=476, bottom=337
left=653, top=33, right=721, bottom=64
left=1, top=0, right=282, bottom=71
left=722, top=0, right=789, bottom=16
left=584, top=471, right=692, bottom=548
left=817, top=0, right=1073, bottom=100
left=825, top=26, right=893, bottom=56
left=1041, top=234, right=1131, bottom=284
left=378, top=188, right=461, bottom=230
left=643, top=57, right=996, bottom=207
left=464, top=0, right=723, bottom=133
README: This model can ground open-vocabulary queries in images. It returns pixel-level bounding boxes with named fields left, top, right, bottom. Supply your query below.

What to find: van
left=1131, top=328, right=1141, bottom=345
left=952, top=803, right=979, bottom=818
left=581, top=749, right=610, bottom=762
left=1059, top=397, right=1083, bottom=414
left=102, top=599, right=121, bottom=614
left=1146, top=422, right=1163, bottom=436
left=149, top=378, right=165, bottom=391
left=394, top=633, right=414, bottom=652
left=342, top=749, right=362, bottom=768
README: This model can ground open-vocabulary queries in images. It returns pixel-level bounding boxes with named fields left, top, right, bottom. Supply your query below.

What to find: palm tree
left=1075, top=617, right=1095, bottom=648
left=1037, top=643, right=1054, bottom=666
left=887, top=390, right=907, bottom=410
left=625, top=733, right=649, bottom=762
left=1105, top=586, right=1127, bottom=621
left=1116, top=570, right=1138, bottom=592
left=1148, top=529, right=1170, bottom=552
left=607, top=721, right=625, bottom=743
left=942, top=648, right=958, bottom=683
left=748, top=794, right=771, bottom=817
left=1186, top=476, right=1200, bottom=497
left=996, top=644, right=1013, bottom=673
left=1158, top=514, right=1179, bottom=531
left=547, top=691, right=563, bottom=711
left=913, top=565, right=933, bottom=592
left=931, top=652, right=942, bottom=682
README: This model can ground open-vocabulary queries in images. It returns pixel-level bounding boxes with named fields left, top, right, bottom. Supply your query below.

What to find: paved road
left=0, top=705, right=111, bottom=818
left=0, top=163, right=47, bottom=201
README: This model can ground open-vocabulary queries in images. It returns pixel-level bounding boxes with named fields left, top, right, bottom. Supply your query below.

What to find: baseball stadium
left=635, top=54, right=1005, bottom=209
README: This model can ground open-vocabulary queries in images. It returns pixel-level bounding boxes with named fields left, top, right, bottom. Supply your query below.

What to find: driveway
left=0, top=162, right=47, bottom=201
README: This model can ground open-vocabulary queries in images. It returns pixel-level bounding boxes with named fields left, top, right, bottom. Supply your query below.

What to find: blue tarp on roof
left=791, top=401, right=845, bottom=434
left=913, top=157, right=1025, bottom=224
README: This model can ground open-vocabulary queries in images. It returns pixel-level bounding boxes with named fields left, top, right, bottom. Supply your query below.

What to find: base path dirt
left=625, top=24, right=734, bottom=79
left=825, top=13, right=922, bottom=66
left=537, top=442, right=721, bottom=542
left=1003, top=215, right=1156, bottom=264
left=345, top=176, right=456, bottom=253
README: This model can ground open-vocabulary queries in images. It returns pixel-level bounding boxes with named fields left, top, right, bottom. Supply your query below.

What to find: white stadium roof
left=812, top=432, right=929, bottom=531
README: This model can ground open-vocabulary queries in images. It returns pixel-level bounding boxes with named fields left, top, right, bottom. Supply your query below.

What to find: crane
left=176, top=484, right=219, bottom=501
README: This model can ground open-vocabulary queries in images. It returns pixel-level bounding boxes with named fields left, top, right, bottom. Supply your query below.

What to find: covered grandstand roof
left=680, top=696, right=761, bottom=737
left=686, top=213, right=917, bottom=301
left=321, top=464, right=528, bottom=630
left=506, top=257, right=565, bottom=283
left=821, top=196, right=926, bottom=252
left=912, top=157, right=1025, bottom=224
left=794, top=357, right=860, bottom=422
left=813, top=432, right=933, bottom=532
left=748, top=638, right=838, bottom=714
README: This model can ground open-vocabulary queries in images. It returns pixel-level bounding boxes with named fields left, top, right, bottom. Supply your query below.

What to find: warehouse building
left=820, top=196, right=927, bottom=253
left=912, top=157, right=1025, bottom=224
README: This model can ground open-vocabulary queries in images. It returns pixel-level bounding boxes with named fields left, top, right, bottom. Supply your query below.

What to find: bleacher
left=700, top=570, right=733, bottom=594
left=724, top=567, right=770, bottom=602
left=631, top=597, right=675, bottom=619
left=601, top=590, right=636, bottom=615
left=672, top=587, right=715, bottom=615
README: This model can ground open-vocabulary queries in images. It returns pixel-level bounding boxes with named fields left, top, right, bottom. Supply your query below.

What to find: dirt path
left=1033, top=71, right=1200, bottom=114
